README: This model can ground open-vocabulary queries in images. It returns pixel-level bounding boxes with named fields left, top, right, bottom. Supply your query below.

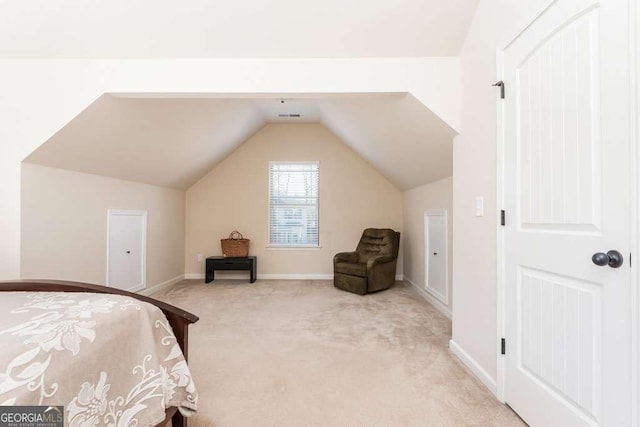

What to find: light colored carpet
left=154, top=280, right=524, bottom=426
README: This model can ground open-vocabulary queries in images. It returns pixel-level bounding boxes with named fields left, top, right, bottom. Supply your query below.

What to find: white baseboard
left=449, top=339, right=497, bottom=396
left=185, top=273, right=405, bottom=281
left=138, top=274, right=184, bottom=296
left=403, top=275, right=452, bottom=319
left=184, top=271, right=403, bottom=281
left=259, top=274, right=333, bottom=280
left=184, top=273, right=334, bottom=280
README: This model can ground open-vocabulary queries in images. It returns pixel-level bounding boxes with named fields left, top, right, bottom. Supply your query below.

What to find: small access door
left=424, top=210, right=448, bottom=304
left=107, top=210, right=147, bottom=292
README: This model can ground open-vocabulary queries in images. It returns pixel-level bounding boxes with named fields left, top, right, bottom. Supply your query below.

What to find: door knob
left=592, top=250, right=623, bottom=268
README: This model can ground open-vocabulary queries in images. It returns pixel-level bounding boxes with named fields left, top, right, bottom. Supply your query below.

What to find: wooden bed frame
left=0, top=280, right=199, bottom=427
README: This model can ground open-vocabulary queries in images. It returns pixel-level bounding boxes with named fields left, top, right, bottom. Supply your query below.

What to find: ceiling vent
left=278, top=113, right=301, bottom=118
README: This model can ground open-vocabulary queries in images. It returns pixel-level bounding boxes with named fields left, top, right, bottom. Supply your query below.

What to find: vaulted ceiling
left=0, top=0, right=479, bottom=58
left=10, top=1, right=469, bottom=190
left=24, top=94, right=456, bottom=191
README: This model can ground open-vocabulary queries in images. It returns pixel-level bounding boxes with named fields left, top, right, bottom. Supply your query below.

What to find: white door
left=107, top=210, right=147, bottom=292
left=502, top=0, right=631, bottom=425
left=424, top=210, right=448, bottom=304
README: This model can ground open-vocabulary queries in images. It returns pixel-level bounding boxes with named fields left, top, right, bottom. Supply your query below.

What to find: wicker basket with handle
left=221, top=231, right=250, bottom=257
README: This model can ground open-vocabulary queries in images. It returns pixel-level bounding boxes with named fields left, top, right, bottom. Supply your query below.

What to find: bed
left=0, top=280, right=199, bottom=426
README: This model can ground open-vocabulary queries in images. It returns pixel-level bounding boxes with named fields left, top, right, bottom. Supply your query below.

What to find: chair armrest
left=334, top=251, right=359, bottom=264
left=366, top=255, right=397, bottom=269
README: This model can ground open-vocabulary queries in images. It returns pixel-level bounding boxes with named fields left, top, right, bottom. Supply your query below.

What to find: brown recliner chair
left=333, top=228, right=400, bottom=295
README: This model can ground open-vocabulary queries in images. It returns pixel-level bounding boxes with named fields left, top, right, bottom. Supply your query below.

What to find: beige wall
left=21, top=163, right=185, bottom=288
left=0, top=58, right=459, bottom=280
left=402, top=177, right=453, bottom=313
left=186, top=123, right=403, bottom=277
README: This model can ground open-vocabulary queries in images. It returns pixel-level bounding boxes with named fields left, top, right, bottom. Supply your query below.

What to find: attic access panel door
left=502, top=0, right=631, bottom=425
left=424, top=210, right=448, bottom=304
left=107, top=210, right=147, bottom=292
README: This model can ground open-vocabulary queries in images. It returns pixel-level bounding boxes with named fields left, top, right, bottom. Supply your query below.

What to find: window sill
left=267, top=245, right=322, bottom=251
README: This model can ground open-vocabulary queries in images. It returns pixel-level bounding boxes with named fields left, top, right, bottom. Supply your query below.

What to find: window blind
left=268, top=162, right=319, bottom=246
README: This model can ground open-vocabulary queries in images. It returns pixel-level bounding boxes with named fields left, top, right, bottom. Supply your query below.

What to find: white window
left=268, top=162, right=319, bottom=247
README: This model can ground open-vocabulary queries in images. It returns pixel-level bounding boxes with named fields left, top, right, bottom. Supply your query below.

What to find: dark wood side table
left=205, top=256, right=257, bottom=283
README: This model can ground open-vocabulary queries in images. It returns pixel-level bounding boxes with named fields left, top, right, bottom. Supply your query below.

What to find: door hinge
left=501, top=338, right=506, bottom=355
left=500, top=210, right=506, bottom=226
left=630, top=252, right=632, bottom=268
left=493, top=81, right=505, bottom=99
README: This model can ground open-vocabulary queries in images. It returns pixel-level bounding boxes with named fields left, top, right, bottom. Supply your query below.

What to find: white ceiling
left=25, top=95, right=456, bottom=190
left=0, top=0, right=479, bottom=58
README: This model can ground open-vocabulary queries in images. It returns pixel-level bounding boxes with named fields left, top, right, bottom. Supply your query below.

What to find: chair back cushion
left=356, top=228, right=400, bottom=263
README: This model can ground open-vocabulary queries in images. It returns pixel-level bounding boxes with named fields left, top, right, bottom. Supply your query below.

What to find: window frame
left=267, top=161, right=320, bottom=249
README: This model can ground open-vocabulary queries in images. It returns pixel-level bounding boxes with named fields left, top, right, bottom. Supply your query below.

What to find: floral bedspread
left=0, top=292, right=198, bottom=426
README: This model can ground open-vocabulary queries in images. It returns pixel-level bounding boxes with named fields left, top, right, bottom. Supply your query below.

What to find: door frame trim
left=630, top=0, right=639, bottom=423
left=495, top=0, right=559, bottom=404
left=495, top=47, right=506, bottom=404
left=106, top=209, right=148, bottom=292
left=423, top=209, right=449, bottom=305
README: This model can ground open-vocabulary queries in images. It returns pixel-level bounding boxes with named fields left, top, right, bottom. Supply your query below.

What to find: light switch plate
left=475, top=196, right=484, bottom=217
